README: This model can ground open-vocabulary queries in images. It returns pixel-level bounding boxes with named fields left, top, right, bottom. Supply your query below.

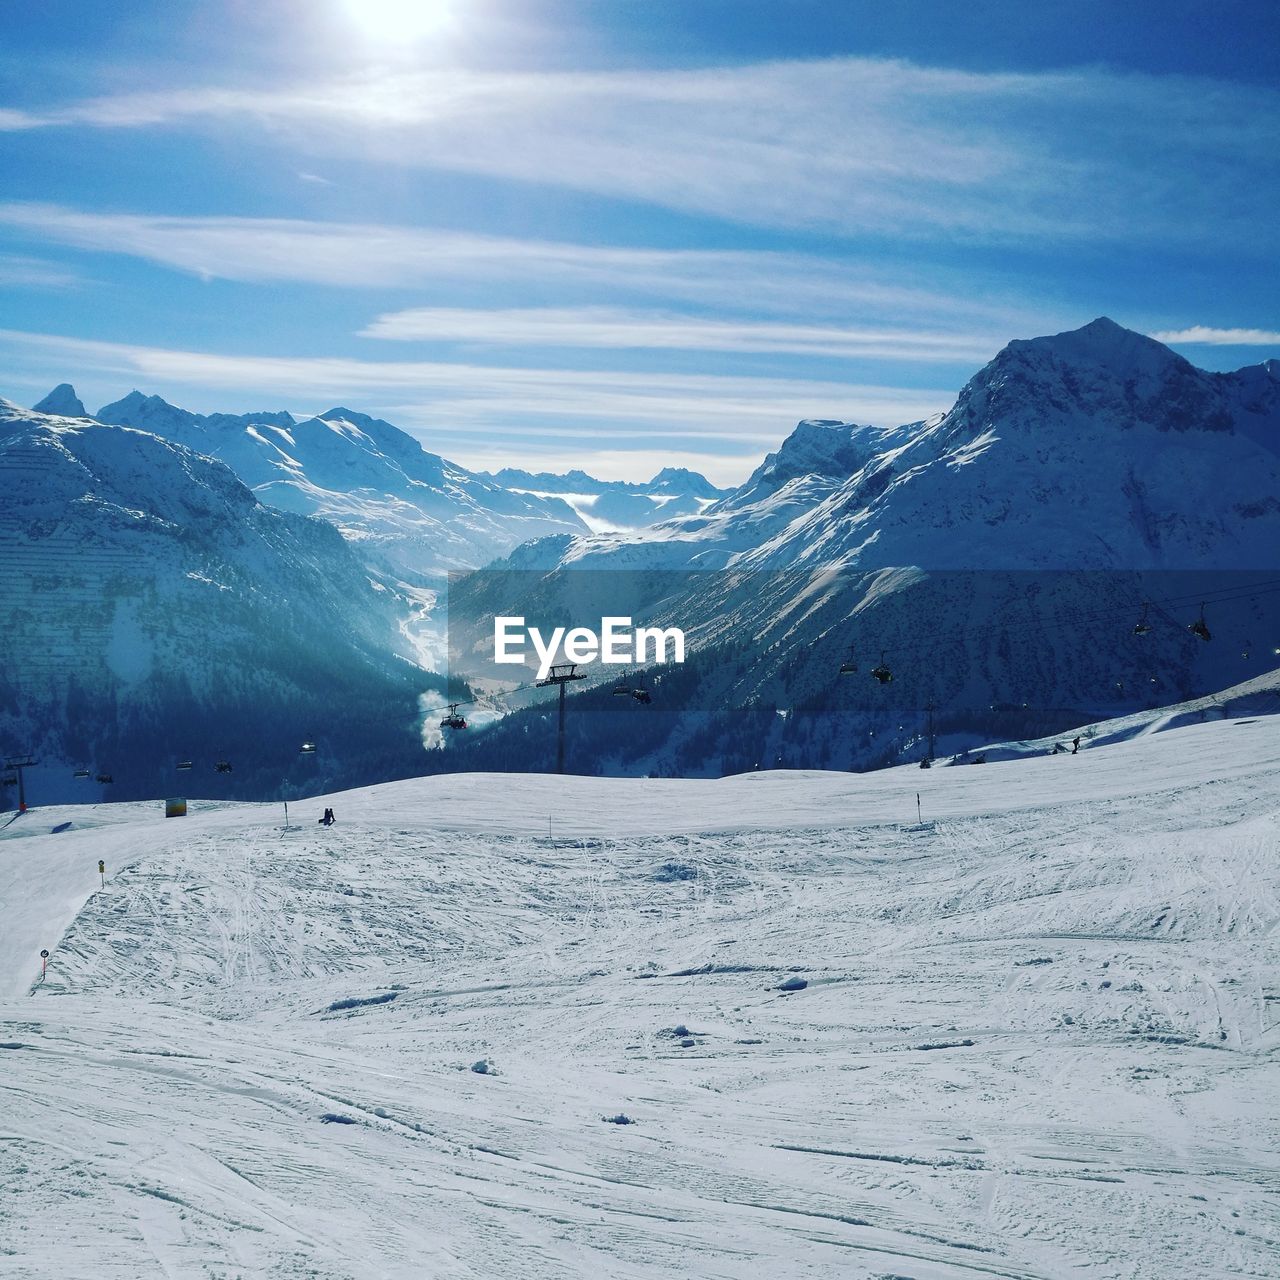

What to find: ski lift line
left=989, top=579, right=1280, bottom=638
left=830, top=578, right=1280, bottom=671
left=437, top=576, right=1280, bottom=712
left=1034, top=584, right=1280, bottom=640
left=452, top=580, right=1280, bottom=711
left=467, top=664, right=660, bottom=710
left=437, top=663, right=644, bottom=715
left=820, top=576, right=1280, bottom=649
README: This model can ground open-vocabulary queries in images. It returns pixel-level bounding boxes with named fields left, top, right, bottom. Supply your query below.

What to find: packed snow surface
left=2, top=716, right=1278, bottom=1277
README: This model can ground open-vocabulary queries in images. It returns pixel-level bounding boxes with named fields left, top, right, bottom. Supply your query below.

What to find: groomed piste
left=1, top=699, right=1278, bottom=1278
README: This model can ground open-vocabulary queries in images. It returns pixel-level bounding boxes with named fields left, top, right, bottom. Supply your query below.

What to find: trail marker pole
left=98, top=860, right=105, bottom=888
left=917, top=793, right=922, bottom=825
left=39, top=948, right=48, bottom=980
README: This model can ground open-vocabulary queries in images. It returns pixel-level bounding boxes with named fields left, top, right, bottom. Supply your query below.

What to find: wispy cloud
left=0, top=108, right=42, bottom=130
left=0, top=252, right=83, bottom=289
left=0, top=328, right=954, bottom=443
left=360, top=306, right=1002, bottom=363
left=0, top=202, right=1026, bottom=327
left=1, top=58, right=1274, bottom=244
left=1152, top=326, right=1280, bottom=346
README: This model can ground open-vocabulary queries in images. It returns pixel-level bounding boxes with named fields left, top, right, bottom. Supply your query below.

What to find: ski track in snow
left=1, top=717, right=1278, bottom=1278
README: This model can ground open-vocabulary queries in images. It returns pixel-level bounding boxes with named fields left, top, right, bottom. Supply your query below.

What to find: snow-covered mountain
left=0, top=400, right=434, bottom=803
left=485, top=464, right=727, bottom=531
left=32, top=382, right=87, bottom=417
left=445, top=320, right=1280, bottom=774
left=81, top=390, right=588, bottom=579
left=525, top=319, right=1280, bottom=575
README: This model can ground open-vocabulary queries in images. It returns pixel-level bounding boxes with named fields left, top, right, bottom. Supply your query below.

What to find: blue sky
left=1, top=1, right=1277, bottom=484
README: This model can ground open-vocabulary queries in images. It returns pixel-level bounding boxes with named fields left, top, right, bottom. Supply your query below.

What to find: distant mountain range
left=28, top=386, right=730, bottom=569
left=441, top=319, right=1280, bottom=775
left=484, top=465, right=727, bottom=530
left=58, top=389, right=589, bottom=581
left=8, top=318, right=1280, bottom=790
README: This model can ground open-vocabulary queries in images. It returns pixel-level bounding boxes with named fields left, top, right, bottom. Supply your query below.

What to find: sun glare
left=338, top=0, right=455, bottom=44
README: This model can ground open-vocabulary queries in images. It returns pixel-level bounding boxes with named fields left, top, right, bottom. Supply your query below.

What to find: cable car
left=299, top=740, right=317, bottom=755
left=95, top=773, right=113, bottom=785
left=439, top=704, right=468, bottom=730
left=176, top=760, right=193, bottom=772
left=1188, top=603, right=1211, bottom=642
left=1133, top=602, right=1152, bottom=636
left=73, top=768, right=91, bottom=779
left=871, top=652, right=893, bottom=684
left=215, top=760, right=233, bottom=774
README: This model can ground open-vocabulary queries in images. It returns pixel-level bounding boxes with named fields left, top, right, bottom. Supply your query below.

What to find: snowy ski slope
left=1, top=714, right=1278, bottom=1277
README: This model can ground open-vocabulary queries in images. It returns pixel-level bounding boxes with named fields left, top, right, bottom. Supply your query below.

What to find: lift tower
left=535, top=663, right=587, bottom=775
left=3, top=755, right=37, bottom=813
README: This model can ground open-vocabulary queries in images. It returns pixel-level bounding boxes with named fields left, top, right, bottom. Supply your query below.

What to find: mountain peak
left=97, top=390, right=201, bottom=429
left=1008, top=317, right=1188, bottom=378
left=647, top=466, right=723, bottom=498
left=33, top=383, right=88, bottom=418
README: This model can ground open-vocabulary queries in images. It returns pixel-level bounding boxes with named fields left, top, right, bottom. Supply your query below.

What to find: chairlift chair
left=215, top=760, right=233, bottom=774
left=1133, top=602, right=1152, bottom=636
left=439, top=703, right=468, bottom=730
left=1188, top=603, right=1211, bottom=642
left=176, top=759, right=193, bottom=772
left=871, top=651, right=893, bottom=684
left=95, top=773, right=113, bottom=785
left=631, top=686, right=652, bottom=705
left=299, top=740, right=317, bottom=755
left=838, top=649, right=858, bottom=675
left=73, top=768, right=91, bottom=779
left=612, top=673, right=632, bottom=696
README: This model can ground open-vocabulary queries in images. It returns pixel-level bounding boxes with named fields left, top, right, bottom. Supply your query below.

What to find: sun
left=337, top=0, right=455, bottom=44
